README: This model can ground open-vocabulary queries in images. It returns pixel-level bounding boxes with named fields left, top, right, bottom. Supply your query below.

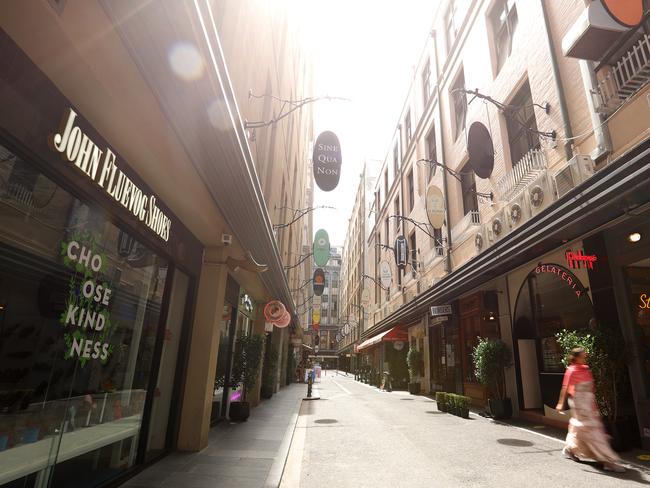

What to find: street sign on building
left=394, top=235, right=408, bottom=270
left=425, top=184, right=445, bottom=229
left=313, top=131, right=342, bottom=192
left=313, top=268, right=325, bottom=295
left=313, top=229, right=331, bottom=267
left=430, top=304, right=452, bottom=316
left=380, top=261, right=392, bottom=289
left=361, top=288, right=370, bottom=308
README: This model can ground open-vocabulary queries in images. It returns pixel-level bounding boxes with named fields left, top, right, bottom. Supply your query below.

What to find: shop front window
left=513, top=264, right=594, bottom=409
left=625, top=259, right=650, bottom=391
left=0, top=145, right=168, bottom=487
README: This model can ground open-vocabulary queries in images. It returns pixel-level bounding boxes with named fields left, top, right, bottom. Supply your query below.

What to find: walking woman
left=556, top=347, right=625, bottom=473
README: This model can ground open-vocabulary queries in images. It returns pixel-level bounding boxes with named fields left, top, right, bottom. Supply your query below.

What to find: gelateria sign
left=535, top=263, right=587, bottom=298
left=50, top=108, right=171, bottom=241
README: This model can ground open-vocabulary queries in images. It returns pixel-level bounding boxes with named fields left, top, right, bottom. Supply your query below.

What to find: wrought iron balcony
left=595, top=33, right=650, bottom=113
left=496, top=148, right=548, bottom=201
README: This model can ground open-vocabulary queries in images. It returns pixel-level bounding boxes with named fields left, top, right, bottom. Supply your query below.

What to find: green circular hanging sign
left=313, top=229, right=330, bottom=267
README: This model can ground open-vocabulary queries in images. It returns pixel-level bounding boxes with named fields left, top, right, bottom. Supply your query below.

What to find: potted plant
left=406, top=347, right=422, bottom=395
left=556, top=326, right=631, bottom=450
left=473, top=337, right=513, bottom=419
left=229, top=334, right=264, bottom=421
left=260, top=346, right=278, bottom=399
left=435, top=392, right=447, bottom=412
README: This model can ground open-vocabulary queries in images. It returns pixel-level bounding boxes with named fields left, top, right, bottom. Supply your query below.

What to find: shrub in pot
left=473, top=337, right=513, bottom=420
left=229, top=334, right=264, bottom=421
left=406, top=347, right=422, bottom=395
left=260, top=346, right=278, bottom=400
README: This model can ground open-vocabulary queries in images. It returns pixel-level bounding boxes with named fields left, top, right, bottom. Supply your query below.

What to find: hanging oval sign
left=380, top=261, right=392, bottom=289
left=361, top=288, right=370, bottom=308
left=313, top=268, right=325, bottom=296
left=425, top=185, right=445, bottom=229
left=313, top=229, right=330, bottom=267
left=312, top=322, right=320, bottom=332
left=275, top=310, right=291, bottom=328
left=394, top=235, right=409, bottom=271
left=313, top=131, right=342, bottom=191
left=601, top=0, right=644, bottom=28
left=312, top=295, right=322, bottom=308
left=467, top=121, right=494, bottom=179
left=264, top=300, right=287, bottom=323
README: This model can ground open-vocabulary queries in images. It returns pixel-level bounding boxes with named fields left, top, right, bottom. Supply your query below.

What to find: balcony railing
left=496, top=148, right=547, bottom=201
left=596, top=34, right=650, bottom=113
left=451, top=210, right=480, bottom=244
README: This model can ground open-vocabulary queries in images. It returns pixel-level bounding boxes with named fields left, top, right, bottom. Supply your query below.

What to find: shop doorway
left=512, top=265, right=594, bottom=415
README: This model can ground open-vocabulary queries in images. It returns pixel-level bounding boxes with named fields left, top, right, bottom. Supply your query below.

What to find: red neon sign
left=565, top=249, right=597, bottom=269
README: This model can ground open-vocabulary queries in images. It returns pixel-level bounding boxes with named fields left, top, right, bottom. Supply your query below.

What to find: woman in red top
left=556, top=347, right=625, bottom=473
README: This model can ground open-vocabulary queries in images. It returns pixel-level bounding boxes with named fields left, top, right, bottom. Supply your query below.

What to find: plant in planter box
left=406, top=348, right=422, bottom=395
left=229, top=334, right=264, bottom=421
left=458, top=395, right=471, bottom=419
left=473, top=337, right=513, bottom=419
left=435, top=392, right=447, bottom=412
left=260, top=346, right=278, bottom=399
left=556, top=326, right=631, bottom=450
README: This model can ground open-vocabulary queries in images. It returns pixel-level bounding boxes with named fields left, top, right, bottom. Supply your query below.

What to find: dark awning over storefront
left=362, top=138, right=650, bottom=341
left=357, top=326, right=408, bottom=351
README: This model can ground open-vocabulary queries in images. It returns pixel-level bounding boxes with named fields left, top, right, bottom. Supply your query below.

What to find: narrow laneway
left=282, top=373, right=650, bottom=488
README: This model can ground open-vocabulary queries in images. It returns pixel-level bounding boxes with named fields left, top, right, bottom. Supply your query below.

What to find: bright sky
left=304, top=1, right=438, bottom=246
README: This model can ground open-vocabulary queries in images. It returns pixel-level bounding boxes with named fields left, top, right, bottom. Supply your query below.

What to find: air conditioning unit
left=527, top=170, right=555, bottom=217
left=553, top=155, right=596, bottom=199
left=490, top=209, right=507, bottom=242
left=474, top=224, right=491, bottom=253
left=506, top=192, right=531, bottom=231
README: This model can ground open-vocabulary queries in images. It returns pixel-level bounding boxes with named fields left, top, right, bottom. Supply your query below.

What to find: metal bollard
left=307, top=373, right=313, bottom=398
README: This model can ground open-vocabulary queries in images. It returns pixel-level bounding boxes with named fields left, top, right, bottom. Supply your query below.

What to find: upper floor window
left=450, top=69, right=467, bottom=141
left=407, top=169, right=415, bottom=213
left=409, top=231, right=418, bottom=270
left=394, top=196, right=401, bottom=223
left=384, top=170, right=389, bottom=198
left=426, top=126, right=437, bottom=181
left=506, top=80, right=540, bottom=165
left=404, top=110, right=412, bottom=146
left=384, top=218, right=390, bottom=246
left=433, top=227, right=444, bottom=255
left=490, top=0, right=518, bottom=74
left=446, top=1, right=458, bottom=54
left=422, top=58, right=432, bottom=104
left=460, top=162, right=478, bottom=215
left=393, top=144, right=399, bottom=177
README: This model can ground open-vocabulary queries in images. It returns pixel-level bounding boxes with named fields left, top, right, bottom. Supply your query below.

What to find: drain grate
left=314, top=418, right=338, bottom=424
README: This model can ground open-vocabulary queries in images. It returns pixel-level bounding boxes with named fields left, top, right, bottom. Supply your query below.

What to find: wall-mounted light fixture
left=628, top=232, right=642, bottom=243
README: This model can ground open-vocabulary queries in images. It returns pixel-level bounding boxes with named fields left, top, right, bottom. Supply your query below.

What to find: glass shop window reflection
left=0, top=144, right=167, bottom=487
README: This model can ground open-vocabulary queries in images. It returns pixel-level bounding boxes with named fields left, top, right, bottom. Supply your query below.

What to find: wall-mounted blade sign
left=467, top=121, right=494, bottom=179
left=313, top=268, right=325, bottom=296
left=313, top=229, right=330, bottom=267
left=425, top=184, right=445, bottom=229
left=313, top=131, right=342, bottom=191
left=394, top=235, right=408, bottom=271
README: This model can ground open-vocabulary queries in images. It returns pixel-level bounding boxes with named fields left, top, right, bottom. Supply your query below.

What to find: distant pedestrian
left=556, top=347, right=625, bottom=473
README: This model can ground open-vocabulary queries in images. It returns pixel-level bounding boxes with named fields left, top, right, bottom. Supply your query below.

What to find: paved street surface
left=281, top=372, right=650, bottom=488
left=122, top=384, right=304, bottom=488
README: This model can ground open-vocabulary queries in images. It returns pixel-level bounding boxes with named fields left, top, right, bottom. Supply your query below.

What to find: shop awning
left=357, top=326, right=407, bottom=351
